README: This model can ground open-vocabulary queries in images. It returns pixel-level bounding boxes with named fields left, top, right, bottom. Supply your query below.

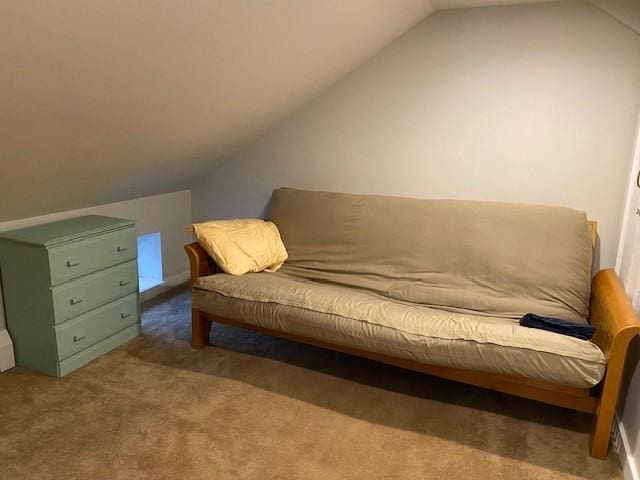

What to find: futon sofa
left=185, top=187, right=640, bottom=459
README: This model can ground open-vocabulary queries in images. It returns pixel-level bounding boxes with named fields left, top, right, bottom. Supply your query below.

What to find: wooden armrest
left=590, top=269, right=640, bottom=359
left=184, top=242, right=220, bottom=284
left=588, top=268, right=640, bottom=458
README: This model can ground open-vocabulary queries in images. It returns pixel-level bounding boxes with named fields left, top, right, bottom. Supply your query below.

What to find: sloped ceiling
left=1, top=0, right=434, bottom=221
left=0, top=0, right=629, bottom=221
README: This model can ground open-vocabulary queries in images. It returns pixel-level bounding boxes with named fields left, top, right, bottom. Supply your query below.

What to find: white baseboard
left=164, top=270, right=190, bottom=287
left=0, top=329, right=15, bottom=372
left=617, top=417, right=639, bottom=480
left=139, top=270, right=189, bottom=303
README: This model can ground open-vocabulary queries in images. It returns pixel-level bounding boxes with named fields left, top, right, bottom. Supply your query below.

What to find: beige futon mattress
left=193, top=270, right=606, bottom=389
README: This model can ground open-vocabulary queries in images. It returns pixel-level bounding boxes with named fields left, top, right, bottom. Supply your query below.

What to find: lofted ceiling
left=0, top=0, right=636, bottom=221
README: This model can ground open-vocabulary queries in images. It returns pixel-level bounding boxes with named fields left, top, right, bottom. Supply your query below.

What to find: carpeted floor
left=0, top=287, right=623, bottom=480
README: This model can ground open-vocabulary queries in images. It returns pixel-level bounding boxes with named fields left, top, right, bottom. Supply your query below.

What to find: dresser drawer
left=48, top=228, right=137, bottom=285
left=57, top=324, right=140, bottom=377
left=55, top=293, right=139, bottom=360
left=51, top=260, right=139, bottom=324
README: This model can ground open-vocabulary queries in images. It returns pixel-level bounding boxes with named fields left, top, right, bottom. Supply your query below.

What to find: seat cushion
left=193, top=271, right=605, bottom=388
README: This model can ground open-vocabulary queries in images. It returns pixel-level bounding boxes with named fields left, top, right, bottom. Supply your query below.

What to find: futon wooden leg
left=590, top=344, right=631, bottom=459
left=192, top=308, right=212, bottom=350
left=590, top=399, right=615, bottom=459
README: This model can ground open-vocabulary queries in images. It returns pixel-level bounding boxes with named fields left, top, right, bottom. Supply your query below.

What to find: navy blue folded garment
left=520, top=313, right=596, bottom=341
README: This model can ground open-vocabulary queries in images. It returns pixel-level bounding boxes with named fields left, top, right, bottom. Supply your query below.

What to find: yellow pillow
left=192, top=219, right=288, bottom=275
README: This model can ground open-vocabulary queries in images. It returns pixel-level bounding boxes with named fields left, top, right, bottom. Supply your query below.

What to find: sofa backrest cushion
left=266, top=188, right=593, bottom=323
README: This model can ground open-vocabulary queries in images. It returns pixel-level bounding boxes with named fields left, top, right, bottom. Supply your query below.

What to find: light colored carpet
left=0, top=287, right=623, bottom=480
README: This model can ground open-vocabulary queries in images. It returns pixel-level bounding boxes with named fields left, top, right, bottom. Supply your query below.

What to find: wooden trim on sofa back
left=588, top=220, right=597, bottom=250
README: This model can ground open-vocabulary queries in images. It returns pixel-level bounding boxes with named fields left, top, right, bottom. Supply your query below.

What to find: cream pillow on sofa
left=192, top=219, right=288, bottom=275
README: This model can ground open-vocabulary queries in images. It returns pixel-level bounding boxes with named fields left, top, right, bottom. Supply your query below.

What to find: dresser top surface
left=0, top=215, right=136, bottom=247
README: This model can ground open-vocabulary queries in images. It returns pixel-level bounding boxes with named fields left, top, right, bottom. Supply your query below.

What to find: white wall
left=192, top=1, right=640, bottom=270
left=0, top=190, right=192, bottom=354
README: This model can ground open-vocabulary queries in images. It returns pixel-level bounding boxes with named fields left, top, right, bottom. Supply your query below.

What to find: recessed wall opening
left=137, top=232, right=163, bottom=292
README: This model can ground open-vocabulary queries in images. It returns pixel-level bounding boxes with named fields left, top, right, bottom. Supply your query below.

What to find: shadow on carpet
left=132, top=288, right=621, bottom=479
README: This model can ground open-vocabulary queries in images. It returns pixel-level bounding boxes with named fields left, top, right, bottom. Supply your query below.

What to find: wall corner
left=616, top=416, right=640, bottom=480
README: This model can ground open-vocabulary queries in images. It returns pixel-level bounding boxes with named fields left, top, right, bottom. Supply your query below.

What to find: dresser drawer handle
left=73, top=335, right=86, bottom=342
left=119, top=280, right=130, bottom=287
left=66, top=260, right=80, bottom=268
left=120, top=312, right=131, bottom=319
left=69, top=297, right=83, bottom=305
left=116, top=246, right=128, bottom=252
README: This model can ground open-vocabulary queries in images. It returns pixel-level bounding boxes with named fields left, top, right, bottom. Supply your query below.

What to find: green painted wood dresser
left=0, top=215, right=140, bottom=376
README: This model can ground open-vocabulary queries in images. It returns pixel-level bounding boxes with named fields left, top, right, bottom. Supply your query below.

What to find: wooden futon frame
left=184, top=221, right=640, bottom=459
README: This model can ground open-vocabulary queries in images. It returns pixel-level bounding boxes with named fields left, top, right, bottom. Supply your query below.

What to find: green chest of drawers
left=0, top=215, right=141, bottom=377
